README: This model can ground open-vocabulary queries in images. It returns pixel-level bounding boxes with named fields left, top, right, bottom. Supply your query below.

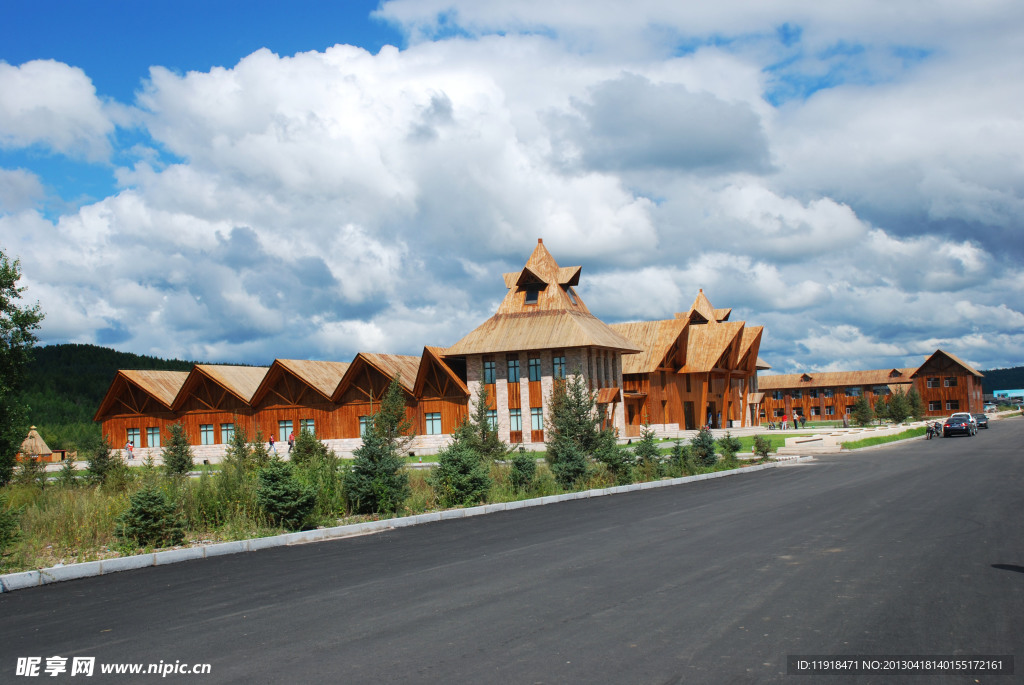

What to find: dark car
left=943, top=414, right=976, bottom=437
left=973, top=413, right=989, bottom=429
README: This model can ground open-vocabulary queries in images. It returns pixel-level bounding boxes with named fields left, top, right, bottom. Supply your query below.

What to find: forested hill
left=981, top=366, right=1024, bottom=393
left=22, top=343, right=196, bottom=428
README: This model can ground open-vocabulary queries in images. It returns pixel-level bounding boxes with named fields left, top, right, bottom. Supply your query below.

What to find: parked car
left=943, top=413, right=977, bottom=437
left=972, top=413, right=989, bottom=429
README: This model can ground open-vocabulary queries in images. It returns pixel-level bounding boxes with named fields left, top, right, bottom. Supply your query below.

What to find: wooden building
left=610, top=291, right=764, bottom=434
left=443, top=239, right=643, bottom=444
left=757, top=349, right=983, bottom=422
left=95, top=239, right=763, bottom=455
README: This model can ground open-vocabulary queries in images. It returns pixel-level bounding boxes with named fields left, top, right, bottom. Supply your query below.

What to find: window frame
left=147, top=426, right=161, bottom=449
left=509, top=408, right=522, bottom=432
left=200, top=424, right=214, bottom=446
left=507, top=357, right=520, bottom=383
left=528, top=357, right=542, bottom=382
left=219, top=423, right=234, bottom=445
left=530, top=407, right=544, bottom=431
left=483, top=359, right=496, bottom=384
left=425, top=412, right=442, bottom=435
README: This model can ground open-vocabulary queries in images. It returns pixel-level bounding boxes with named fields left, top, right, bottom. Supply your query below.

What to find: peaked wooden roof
left=448, top=239, right=641, bottom=356
left=612, top=318, right=688, bottom=374
left=20, top=426, right=52, bottom=456
left=191, top=365, right=268, bottom=404
left=414, top=346, right=469, bottom=397
left=333, top=352, right=421, bottom=401
left=680, top=320, right=745, bottom=373
left=251, top=359, right=351, bottom=405
left=758, top=368, right=916, bottom=389
left=911, top=349, right=984, bottom=378
left=93, top=369, right=190, bottom=420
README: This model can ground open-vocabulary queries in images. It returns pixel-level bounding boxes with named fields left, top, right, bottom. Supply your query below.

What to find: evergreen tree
left=429, top=422, right=492, bottom=507
left=874, top=396, right=890, bottom=424
left=291, top=427, right=328, bottom=468
left=256, top=459, right=316, bottom=531
left=545, top=373, right=601, bottom=488
left=344, top=376, right=413, bottom=514
left=632, top=424, right=662, bottom=466
left=851, top=396, right=874, bottom=427
left=690, top=428, right=717, bottom=467
left=717, top=432, right=742, bottom=467
left=886, top=388, right=911, bottom=424
left=0, top=251, right=44, bottom=486
left=465, top=384, right=509, bottom=462
left=508, top=448, right=537, bottom=491
left=752, top=434, right=773, bottom=460
left=13, top=456, right=46, bottom=488
left=373, top=373, right=415, bottom=452
left=115, top=484, right=185, bottom=547
left=87, top=436, right=122, bottom=485
left=162, top=422, right=194, bottom=476
left=907, top=387, right=925, bottom=421
left=56, top=456, right=79, bottom=488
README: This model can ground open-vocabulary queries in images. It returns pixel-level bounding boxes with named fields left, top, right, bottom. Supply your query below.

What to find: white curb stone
left=204, top=541, right=248, bottom=558
left=154, top=547, right=205, bottom=565
left=40, top=561, right=102, bottom=585
left=1, top=570, right=41, bottom=592
left=101, top=554, right=155, bottom=574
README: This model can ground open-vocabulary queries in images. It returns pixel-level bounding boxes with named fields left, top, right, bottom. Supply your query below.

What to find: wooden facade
left=96, top=239, right=769, bottom=452
left=757, top=349, right=983, bottom=422
left=611, top=291, right=763, bottom=435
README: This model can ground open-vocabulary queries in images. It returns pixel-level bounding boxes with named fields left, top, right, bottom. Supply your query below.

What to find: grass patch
left=842, top=427, right=927, bottom=450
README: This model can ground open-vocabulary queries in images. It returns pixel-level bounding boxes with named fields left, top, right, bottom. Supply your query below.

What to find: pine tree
left=508, top=448, right=537, bottom=491
left=874, top=396, right=890, bottom=424
left=907, top=388, right=925, bottom=421
left=344, top=376, right=412, bottom=514
left=256, top=459, right=316, bottom=531
left=545, top=373, right=600, bottom=488
left=690, top=428, right=717, bottom=467
left=465, top=384, right=509, bottom=462
left=886, top=388, right=911, bottom=424
left=717, top=432, right=742, bottom=467
left=87, top=436, right=122, bottom=484
left=0, top=251, right=44, bottom=487
left=429, top=422, right=492, bottom=507
left=162, top=422, right=194, bottom=476
left=851, top=396, right=874, bottom=427
left=115, top=484, right=185, bottom=548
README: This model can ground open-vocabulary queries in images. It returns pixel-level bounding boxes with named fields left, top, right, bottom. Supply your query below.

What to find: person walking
left=269, top=434, right=277, bottom=455
left=288, top=430, right=295, bottom=453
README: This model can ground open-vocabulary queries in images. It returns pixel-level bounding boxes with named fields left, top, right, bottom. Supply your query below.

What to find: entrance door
left=684, top=402, right=695, bottom=431
left=706, top=402, right=717, bottom=428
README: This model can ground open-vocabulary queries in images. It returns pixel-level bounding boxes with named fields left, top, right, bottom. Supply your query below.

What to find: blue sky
left=1, top=0, right=1022, bottom=373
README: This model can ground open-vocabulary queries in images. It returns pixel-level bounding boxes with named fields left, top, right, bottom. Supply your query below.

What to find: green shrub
left=752, top=434, right=773, bottom=460
left=55, top=458, right=79, bottom=488
left=668, top=439, right=692, bottom=476
left=115, top=484, right=185, bottom=548
left=13, top=457, right=46, bottom=488
left=87, top=437, right=119, bottom=484
left=344, top=424, right=410, bottom=515
left=429, top=435, right=492, bottom=508
left=690, top=428, right=717, bottom=467
left=508, top=449, right=537, bottom=491
left=256, top=460, right=316, bottom=531
left=717, top=432, right=742, bottom=467
left=292, top=436, right=347, bottom=519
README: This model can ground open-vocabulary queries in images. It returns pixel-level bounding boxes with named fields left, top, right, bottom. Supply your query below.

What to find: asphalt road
left=3, top=419, right=1023, bottom=684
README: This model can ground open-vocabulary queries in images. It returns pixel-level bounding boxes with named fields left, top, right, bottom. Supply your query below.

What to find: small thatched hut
left=17, top=426, right=56, bottom=463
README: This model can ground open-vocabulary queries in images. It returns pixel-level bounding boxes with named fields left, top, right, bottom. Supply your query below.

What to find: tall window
left=126, top=427, right=140, bottom=447
left=147, top=427, right=161, bottom=448
left=483, top=359, right=496, bottom=384
left=524, top=285, right=540, bottom=304
left=530, top=407, right=544, bottom=431
left=509, top=408, right=522, bottom=432
left=507, top=357, right=520, bottom=383
left=359, top=416, right=371, bottom=436
left=944, top=377, right=958, bottom=387
left=425, top=412, right=442, bottom=435
left=219, top=423, right=234, bottom=445
left=300, top=418, right=315, bottom=435
left=278, top=420, right=293, bottom=442
left=528, top=357, right=542, bottom=382
left=553, top=355, right=566, bottom=380
left=486, top=409, right=497, bottom=430
left=200, top=424, right=214, bottom=445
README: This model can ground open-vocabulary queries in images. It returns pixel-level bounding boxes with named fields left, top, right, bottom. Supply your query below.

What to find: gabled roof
left=911, top=349, right=984, bottom=378
left=172, top=365, right=268, bottom=410
left=332, top=352, right=420, bottom=401
left=447, top=239, right=641, bottom=356
left=251, top=359, right=350, bottom=405
left=736, top=326, right=763, bottom=369
left=758, top=368, right=916, bottom=390
left=611, top=318, right=688, bottom=374
left=714, top=308, right=732, bottom=322
left=414, top=346, right=469, bottom=397
left=679, top=321, right=744, bottom=373
left=756, top=356, right=772, bottom=370
left=93, top=369, right=189, bottom=420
